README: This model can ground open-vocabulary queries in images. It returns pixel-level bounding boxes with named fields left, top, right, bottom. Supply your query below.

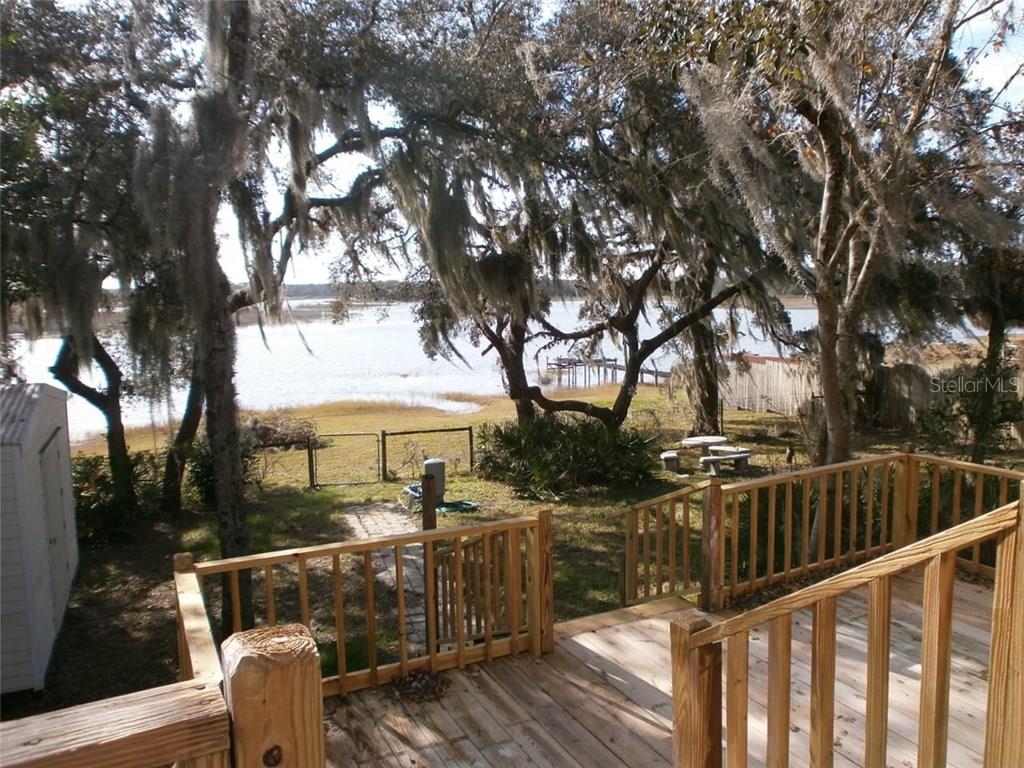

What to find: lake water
left=12, top=300, right=819, bottom=441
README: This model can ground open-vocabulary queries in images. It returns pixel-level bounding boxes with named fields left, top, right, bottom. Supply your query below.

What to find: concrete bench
left=660, top=450, right=681, bottom=473
left=699, top=452, right=751, bottom=476
left=707, top=444, right=750, bottom=456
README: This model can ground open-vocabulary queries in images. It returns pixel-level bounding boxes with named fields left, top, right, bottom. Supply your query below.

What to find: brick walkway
left=343, top=503, right=427, bottom=650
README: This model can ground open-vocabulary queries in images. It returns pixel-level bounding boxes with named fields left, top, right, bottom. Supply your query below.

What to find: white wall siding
left=1, top=384, right=76, bottom=693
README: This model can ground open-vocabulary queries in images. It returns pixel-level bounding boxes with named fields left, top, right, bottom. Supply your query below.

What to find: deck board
left=325, top=569, right=993, bottom=767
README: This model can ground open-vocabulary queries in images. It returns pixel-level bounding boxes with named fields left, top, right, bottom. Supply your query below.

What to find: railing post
left=221, top=624, right=324, bottom=768
left=467, top=426, right=474, bottom=471
left=892, top=455, right=907, bottom=548
left=539, top=509, right=555, bottom=653
left=672, top=617, right=721, bottom=768
left=984, top=500, right=1024, bottom=766
left=624, top=507, right=636, bottom=604
left=701, top=480, right=724, bottom=612
left=421, top=474, right=437, bottom=530
left=893, top=450, right=920, bottom=549
left=380, top=429, right=388, bottom=481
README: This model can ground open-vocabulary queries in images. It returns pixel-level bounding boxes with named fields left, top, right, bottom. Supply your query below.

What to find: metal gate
left=313, top=432, right=381, bottom=485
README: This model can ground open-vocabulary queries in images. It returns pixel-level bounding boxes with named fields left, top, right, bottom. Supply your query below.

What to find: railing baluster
left=906, top=454, right=921, bottom=544
left=918, top=550, right=956, bottom=768
left=865, top=464, right=875, bottom=556
left=998, top=476, right=1008, bottom=507
left=363, top=550, right=377, bottom=686
left=424, top=539, right=437, bottom=671
left=683, top=495, right=692, bottom=589
left=731, top=492, right=740, bottom=590
left=865, top=576, right=891, bottom=768
left=784, top=480, right=793, bottom=578
left=802, top=476, right=811, bottom=573
left=952, top=469, right=963, bottom=526
left=656, top=503, right=665, bottom=595
left=331, top=554, right=346, bottom=692
left=264, top=565, right=276, bottom=627
left=880, top=464, right=890, bottom=550
left=811, top=596, right=837, bottom=768
left=767, top=615, right=792, bottom=768
left=298, top=556, right=310, bottom=628
left=750, top=487, right=759, bottom=588
left=816, top=475, right=828, bottom=566
left=439, top=556, right=449, bottom=640
left=483, top=533, right=493, bottom=662
left=669, top=499, right=678, bottom=593
left=507, top=529, right=522, bottom=652
left=726, top=631, right=749, bottom=768
left=643, top=506, right=651, bottom=597
left=972, top=473, right=984, bottom=570
left=849, top=467, right=859, bottom=563
left=832, top=471, right=843, bottom=567
left=454, top=537, right=466, bottom=668
left=930, top=465, right=941, bottom=535
left=229, top=570, right=241, bottom=635
left=395, top=544, right=407, bottom=677
left=766, top=484, right=777, bottom=585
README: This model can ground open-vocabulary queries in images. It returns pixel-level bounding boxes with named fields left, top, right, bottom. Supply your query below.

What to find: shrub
left=476, top=414, right=657, bottom=495
left=186, top=430, right=260, bottom=507
left=71, top=449, right=163, bottom=537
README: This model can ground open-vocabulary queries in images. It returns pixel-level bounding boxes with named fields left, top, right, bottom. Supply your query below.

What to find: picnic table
left=679, top=435, right=728, bottom=455
left=694, top=443, right=752, bottom=476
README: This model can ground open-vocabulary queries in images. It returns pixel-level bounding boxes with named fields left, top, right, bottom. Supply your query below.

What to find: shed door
left=39, top=431, right=70, bottom=626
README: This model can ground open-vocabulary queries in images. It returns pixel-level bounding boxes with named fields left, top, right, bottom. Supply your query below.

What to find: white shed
left=1, top=382, right=78, bottom=692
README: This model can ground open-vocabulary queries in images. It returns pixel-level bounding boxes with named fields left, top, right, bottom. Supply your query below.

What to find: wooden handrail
left=912, top=453, right=1024, bottom=480
left=173, top=554, right=221, bottom=683
left=689, top=500, right=1018, bottom=648
left=193, top=516, right=539, bottom=575
left=0, top=680, right=229, bottom=768
left=719, top=452, right=906, bottom=493
left=610, top=481, right=711, bottom=519
left=173, top=552, right=221, bottom=684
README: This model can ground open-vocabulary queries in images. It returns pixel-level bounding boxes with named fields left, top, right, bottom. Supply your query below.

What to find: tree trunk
left=817, top=298, right=851, bottom=465
left=50, top=335, right=138, bottom=525
left=969, top=310, right=1007, bottom=465
left=160, top=351, right=205, bottom=516
left=503, top=320, right=537, bottom=427
left=688, top=321, right=720, bottom=435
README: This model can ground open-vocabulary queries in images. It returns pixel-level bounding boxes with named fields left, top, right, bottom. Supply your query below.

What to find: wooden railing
left=190, top=512, right=554, bottom=697
left=617, top=483, right=708, bottom=605
left=621, top=452, right=1023, bottom=609
left=671, top=496, right=1024, bottom=767
left=1, top=554, right=231, bottom=768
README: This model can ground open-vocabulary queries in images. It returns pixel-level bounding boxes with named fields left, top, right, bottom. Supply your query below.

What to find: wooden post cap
left=173, top=552, right=195, bottom=572
left=222, top=624, right=324, bottom=767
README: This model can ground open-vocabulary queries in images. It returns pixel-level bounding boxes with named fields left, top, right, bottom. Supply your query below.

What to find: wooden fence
left=620, top=452, right=1023, bottom=608
left=671, top=495, right=1024, bottom=767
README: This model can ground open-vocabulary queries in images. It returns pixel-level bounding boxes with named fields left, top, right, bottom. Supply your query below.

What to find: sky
left=211, top=4, right=1024, bottom=287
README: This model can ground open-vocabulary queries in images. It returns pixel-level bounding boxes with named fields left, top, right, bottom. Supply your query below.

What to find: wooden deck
left=323, top=570, right=994, bottom=767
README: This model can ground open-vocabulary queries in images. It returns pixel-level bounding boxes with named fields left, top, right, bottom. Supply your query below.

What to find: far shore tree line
left=3, top=1, right=1022, bottom=628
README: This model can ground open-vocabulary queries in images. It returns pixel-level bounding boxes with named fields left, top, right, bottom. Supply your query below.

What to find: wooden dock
left=324, top=569, right=994, bottom=767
